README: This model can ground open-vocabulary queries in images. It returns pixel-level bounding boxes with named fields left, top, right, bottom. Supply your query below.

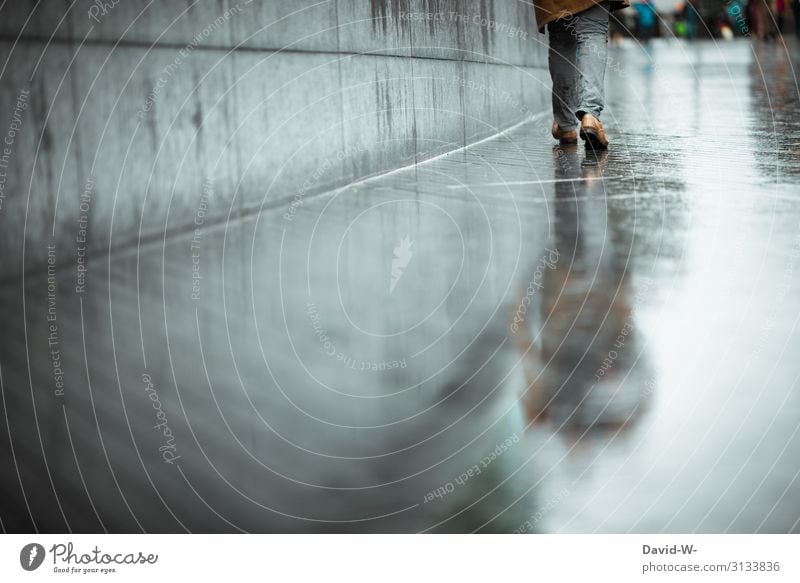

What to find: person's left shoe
left=551, top=121, right=578, bottom=145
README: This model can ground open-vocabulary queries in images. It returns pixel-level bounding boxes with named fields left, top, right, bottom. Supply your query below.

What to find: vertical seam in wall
left=227, top=0, right=243, bottom=222
left=65, top=0, right=85, bottom=227
left=230, top=52, right=242, bottom=222
left=410, top=57, right=418, bottom=166
left=460, top=59, right=466, bottom=150
left=334, top=0, right=346, bottom=181
left=457, top=0, right=466, bottom=150
left=409, top=2, right=418, bottom=166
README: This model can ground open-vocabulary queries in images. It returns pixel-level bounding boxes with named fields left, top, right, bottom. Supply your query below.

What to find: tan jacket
left=533, top=0, right=630, bottom=33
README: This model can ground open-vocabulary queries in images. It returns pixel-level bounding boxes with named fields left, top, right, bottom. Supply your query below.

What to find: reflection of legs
left=548, top=19, right=578, bottom=129
left=573, top=3, right=610, bottom=120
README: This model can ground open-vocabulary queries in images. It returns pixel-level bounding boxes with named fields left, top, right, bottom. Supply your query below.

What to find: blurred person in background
left=534, top=0, right=631, bottom=149
left=775, top=0, right=786, bottom=31
left=719, top=20, right=735, bottom=38
left=726, top=0, right=751, bottom=36
left=674, top=2, right=689, bottom=37
left=673, top=0, right=698, bottom=38
left=707, top=1, right=738, bottom=38
left=634, top=0, right=659, bottom=38
left=747, top=0, right=779, bottom=39
left=609, top=9, right=631, bottom=43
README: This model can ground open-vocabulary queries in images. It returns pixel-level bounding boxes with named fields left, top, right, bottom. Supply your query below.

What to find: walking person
left=776, top=0, right=786, bottom=32
left=634, top=0, right=659, bottom=39
left=747, top=0, right=778, bottom=39
left=534, top=0, right=630, bottom=148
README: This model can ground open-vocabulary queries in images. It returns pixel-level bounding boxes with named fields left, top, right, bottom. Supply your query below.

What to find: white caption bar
left=1, top=534, right=797, bottom=582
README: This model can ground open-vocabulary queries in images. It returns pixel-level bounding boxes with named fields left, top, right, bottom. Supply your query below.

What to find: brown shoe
left=579, top=113, right=609, bottom=149
left=551, top=121, right=577, bottom=145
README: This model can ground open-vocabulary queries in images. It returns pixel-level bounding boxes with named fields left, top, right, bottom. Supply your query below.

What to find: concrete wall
left=0, top=1, right=556, bottom=532
left=0, top=0, right=549, bottom=277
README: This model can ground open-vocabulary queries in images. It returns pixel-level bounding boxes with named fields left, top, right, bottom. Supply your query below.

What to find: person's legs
left=572, top=2, right=611, bottom=120
left=548, top=17, right=579, bottom=130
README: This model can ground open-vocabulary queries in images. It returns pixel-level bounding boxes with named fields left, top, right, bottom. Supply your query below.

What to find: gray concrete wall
left=0, top=0, right=549, bottom=276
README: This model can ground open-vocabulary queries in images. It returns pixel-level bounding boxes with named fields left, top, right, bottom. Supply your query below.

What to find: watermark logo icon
left=20, top=543, right=46, bottom=571
left=389, top=235, right=414, bottom=293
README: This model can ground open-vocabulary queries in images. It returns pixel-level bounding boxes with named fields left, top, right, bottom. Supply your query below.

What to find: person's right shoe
left=551, top=121, right=578, bottom=145
left=579, top=113, right=609, bottom=149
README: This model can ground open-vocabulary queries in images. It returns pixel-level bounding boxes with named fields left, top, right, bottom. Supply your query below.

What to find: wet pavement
left=1, top=38, right=799, bottom=533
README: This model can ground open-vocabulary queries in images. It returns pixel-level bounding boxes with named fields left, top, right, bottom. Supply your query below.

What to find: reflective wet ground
left=1, top=38, right=799, bottom=532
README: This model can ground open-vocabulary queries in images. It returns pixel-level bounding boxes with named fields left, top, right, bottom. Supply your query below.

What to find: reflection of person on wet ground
left=512, top=147, right=653, bottom=443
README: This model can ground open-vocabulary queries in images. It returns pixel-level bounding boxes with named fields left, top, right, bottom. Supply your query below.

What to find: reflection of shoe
left=581, top=149, right=608, bottom=180
left=579, top=113, right=609, bottom=149
left=551, top=121, right=578, bottom=145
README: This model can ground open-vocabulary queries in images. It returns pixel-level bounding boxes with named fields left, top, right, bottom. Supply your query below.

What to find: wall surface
left=0, top=0, right=549, bottom=277
left=0, top=0, right=552, bottom=533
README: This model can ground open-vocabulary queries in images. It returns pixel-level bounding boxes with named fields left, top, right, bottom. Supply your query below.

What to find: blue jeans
left=548, top=2, right=611, bottom=128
